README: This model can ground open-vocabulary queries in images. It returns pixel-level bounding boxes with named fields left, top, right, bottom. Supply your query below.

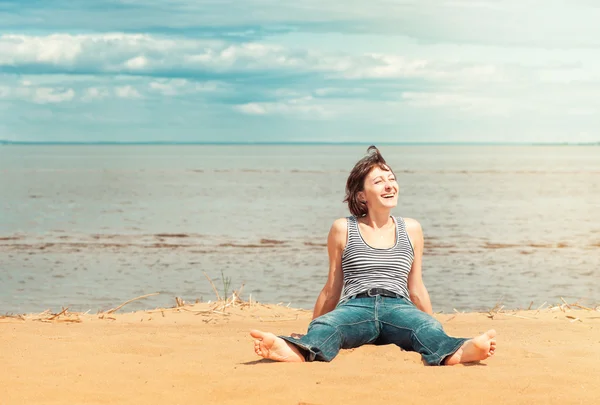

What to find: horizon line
left=1, top=140, right=600, bottom=146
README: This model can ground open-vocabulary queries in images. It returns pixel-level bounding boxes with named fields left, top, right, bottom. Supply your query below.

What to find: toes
left=250, top=329, right=264, bottom=339
left=486, top=329, right=497, bottom=338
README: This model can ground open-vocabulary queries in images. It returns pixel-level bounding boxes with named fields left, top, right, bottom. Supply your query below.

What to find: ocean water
left=1, top=144, right=599, bottom=314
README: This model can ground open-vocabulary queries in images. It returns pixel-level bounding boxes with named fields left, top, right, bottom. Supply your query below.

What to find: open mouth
left=382, top=193, right=395, bottom=199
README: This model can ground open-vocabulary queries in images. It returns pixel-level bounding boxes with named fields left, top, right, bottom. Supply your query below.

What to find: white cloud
left=0, top=33, right=516, bottom=82
left=33, top=88, right=75, bottom=104
left=148, top=78, right=224, bottom=96
left=125, top=55, right=148, bottom=70
left=115, top=85, right=142, bottom=99
left=235, top=96, right=331, bottom=118
left=314, top=87, right=368, bottom=97
left=0, top=83, right=75, bottom=103
left=1, top=33, right=598, bottom=92
left=236, top=103, right=267, bottom=115
left=81, top=87, right=110, bottom=101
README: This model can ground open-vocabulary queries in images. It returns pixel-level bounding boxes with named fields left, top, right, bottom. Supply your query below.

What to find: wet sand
left=1, top=300, right=599, bottom=405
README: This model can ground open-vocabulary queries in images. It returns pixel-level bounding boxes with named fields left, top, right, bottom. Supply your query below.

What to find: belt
left=351, top=288, right=402, bottom=299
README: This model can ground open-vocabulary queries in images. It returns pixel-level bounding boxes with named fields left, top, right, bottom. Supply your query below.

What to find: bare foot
left=444, top=330, right=497, bottom=365
left=250, top=330, right=306, bottom=362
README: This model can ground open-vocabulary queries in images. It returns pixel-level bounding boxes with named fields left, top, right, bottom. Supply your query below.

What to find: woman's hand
left=290, top=332, right=305, bottom=339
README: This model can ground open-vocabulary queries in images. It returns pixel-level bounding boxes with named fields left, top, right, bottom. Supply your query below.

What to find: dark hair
left=343, top=145, right=393, bottom=217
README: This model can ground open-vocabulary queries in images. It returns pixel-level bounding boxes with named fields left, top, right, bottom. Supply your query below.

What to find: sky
left=0, top=0, right=599, bottom=143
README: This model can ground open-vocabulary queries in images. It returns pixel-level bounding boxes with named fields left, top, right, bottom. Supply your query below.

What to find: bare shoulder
left=328, top=217, right=348, bottom=247
left=330, top=217, right=348, bottom=237
left=402, top=217, right=424, bottom=247
left=403, top=217, right=423, bottom=234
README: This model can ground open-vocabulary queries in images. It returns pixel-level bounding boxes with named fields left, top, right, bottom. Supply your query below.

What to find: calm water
left=1, top=145, right=599, bottom=314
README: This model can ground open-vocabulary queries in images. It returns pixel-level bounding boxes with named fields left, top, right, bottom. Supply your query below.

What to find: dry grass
left=2, top=281, right=597, bottom=325
left=0, top=272, right=259, bottom=323
left=0, top=308, right=83, bottom=323
left=480, top=297, right=600, bottom=323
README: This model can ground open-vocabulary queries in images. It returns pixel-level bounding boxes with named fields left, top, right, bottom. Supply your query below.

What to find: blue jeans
left=280, top=296, right=467, bottom=366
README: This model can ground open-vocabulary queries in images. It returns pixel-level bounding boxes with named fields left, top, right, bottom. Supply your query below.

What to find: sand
left=1, top=299, right=599, bottom=405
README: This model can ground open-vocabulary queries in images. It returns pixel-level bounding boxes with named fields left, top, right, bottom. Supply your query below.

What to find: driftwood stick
left=203, top=272, right=221, bottom=301
left=105, top=293, right=159, bottom=314
left=48, top=307, right=69, bottom=320
left=560, top=297, right=571, bottom=309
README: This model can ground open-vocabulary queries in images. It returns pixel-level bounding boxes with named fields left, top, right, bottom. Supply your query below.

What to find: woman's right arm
left=311, top=218, right=347, bottom=320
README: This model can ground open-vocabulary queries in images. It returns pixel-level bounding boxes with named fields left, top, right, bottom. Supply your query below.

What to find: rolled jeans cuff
left=278, top=335, right=317, bottom=362
left=429, top=337, right=469, bottom=366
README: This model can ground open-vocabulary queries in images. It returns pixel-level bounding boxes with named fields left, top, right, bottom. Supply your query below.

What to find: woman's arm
left=405, top=218, right=433, bottom=315
left=311, top=218, right=346, bottom=320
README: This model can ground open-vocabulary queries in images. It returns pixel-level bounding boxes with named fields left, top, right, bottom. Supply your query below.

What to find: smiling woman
left=250, top=145, right=497, bottom=366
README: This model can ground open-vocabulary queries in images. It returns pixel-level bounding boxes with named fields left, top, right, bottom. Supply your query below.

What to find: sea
left=1, top=144, right=599, bottom=314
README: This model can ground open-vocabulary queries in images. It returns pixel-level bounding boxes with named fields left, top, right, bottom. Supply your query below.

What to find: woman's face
left=359, top=165, right=398, bottom=212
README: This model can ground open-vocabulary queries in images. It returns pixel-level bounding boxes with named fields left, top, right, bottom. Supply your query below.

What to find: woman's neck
left=360, top=210, right=392, bottom=229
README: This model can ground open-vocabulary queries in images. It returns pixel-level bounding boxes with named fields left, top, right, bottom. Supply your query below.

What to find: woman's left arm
left=405, top=218, right=433, bottom=315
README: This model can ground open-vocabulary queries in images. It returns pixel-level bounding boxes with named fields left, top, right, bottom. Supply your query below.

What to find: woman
left=251, top=146, right=496, bottom=365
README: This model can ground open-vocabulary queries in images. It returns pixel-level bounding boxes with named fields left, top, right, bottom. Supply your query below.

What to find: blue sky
left=1, top=0, right=599, bottom=143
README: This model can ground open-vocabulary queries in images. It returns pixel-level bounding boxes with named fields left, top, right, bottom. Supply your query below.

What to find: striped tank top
left=340, top=216, right=414, bottom=301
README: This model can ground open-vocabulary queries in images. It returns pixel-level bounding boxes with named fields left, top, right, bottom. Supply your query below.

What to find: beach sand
left=1, top=299, right=599, bottom=405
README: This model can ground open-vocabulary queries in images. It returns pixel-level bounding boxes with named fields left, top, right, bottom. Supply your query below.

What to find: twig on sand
left=104, top=293, right=159, bottom=314
left=145, top=307, right=183, bottom=314
left=534, top=302, right=547, bottom=315
left=443, top=314, right=458, bottom=323
left=203, top=272, right=221, bottom=301
left=503, top=313, right=537, bottom=320
left=560, top=297, right=571, bottom=309
left=0, top=314, right=25, bottom=321
left=572, top=303, right=593, bottom=311
left=236, top=284, right=245, bottom=300
left=197, top=309, right=230, bottom=316
left=486, top=301, right=505, bottom=319
left=48, top=307, right=69, bottom=320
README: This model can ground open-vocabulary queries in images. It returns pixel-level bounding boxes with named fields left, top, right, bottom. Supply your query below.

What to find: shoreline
left=2, top=291, right=599, bottom=319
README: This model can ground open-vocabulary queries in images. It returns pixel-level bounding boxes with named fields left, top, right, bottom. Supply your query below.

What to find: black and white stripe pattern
left=340, top=216, right=414, bottom=301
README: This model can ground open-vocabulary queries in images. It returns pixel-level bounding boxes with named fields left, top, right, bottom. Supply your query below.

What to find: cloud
left=0, top=33, right=568, bottom=85
left=33, top=87, right=75, bottom=103
left=2, top=0, right=600, bottom=48
left=125, top=55, right=149, bottom=70
left=1, top=1, right=600, bottom=143
left=81, top=87, right=110, bottom=102
left=0, top=33, right=312, bottom=76
left=147, top=78, right=224, bottom=96
left=0, top=83, right=75, bottom=103
left=235, top=96, right=331, bottom=118
left=115, top=85, right=142, bottom=99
